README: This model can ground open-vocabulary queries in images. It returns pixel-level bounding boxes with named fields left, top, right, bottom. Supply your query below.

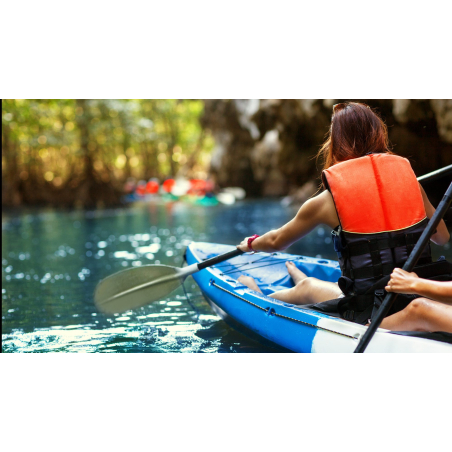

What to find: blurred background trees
left=2, top=99, right=214, bottom=208
left=3, top=99, right=452, bottom=209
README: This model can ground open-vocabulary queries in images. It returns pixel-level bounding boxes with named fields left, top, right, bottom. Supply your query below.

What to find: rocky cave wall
left=201, top=99, right=452, bottom=200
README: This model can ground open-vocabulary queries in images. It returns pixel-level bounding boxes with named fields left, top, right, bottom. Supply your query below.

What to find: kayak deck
left=185, top=242, right=452, bottom=353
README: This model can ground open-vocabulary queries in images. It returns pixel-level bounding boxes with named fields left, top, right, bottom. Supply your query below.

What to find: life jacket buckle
left=332, top=226, right=346, bottom=253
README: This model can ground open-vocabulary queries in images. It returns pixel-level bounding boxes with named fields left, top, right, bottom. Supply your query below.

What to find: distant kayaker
left=237, top=102, right=451, bottom=327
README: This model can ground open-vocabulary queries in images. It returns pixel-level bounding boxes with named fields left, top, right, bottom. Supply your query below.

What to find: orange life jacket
left=321, top=154, right=433, bottom=323
left=323, top=153, right=426, bottom=234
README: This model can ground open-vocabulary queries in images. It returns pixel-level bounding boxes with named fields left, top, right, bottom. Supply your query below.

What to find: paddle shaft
left=198, top=248, right=244, bottom=270
left=354, top=182, right=452, bottom=353
left=417, top=164, right=452, bottom=183
left=176, top=247, right=245, bottom=281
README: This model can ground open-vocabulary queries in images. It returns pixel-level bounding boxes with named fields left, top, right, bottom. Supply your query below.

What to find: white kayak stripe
left=312, top=317, right=452, bottom=353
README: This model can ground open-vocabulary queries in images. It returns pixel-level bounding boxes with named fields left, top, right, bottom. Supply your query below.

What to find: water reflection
left=2, top=200, right=451, bottom=353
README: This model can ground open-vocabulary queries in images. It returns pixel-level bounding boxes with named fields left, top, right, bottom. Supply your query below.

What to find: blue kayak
left=185, top=242, right=452, bottom=353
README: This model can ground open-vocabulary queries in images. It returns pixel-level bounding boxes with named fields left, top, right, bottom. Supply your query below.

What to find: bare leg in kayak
left=378, top=268, right=452, bottom=333
left=379, top=298, right=452, bottom=333
left=238, top=261, right=342, bottom=305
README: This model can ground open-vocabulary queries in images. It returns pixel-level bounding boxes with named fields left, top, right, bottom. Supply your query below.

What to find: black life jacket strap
left=347, top=262, right=393, bottom=280
left=346, top=257, right=432, bottom=280
left=341, top=232, right=423, bottom=260
left=369, top=239, right=383, bottom=279
left=405, top=232, right=418, bottom=255
left=343, top=230, right=426, bottom=280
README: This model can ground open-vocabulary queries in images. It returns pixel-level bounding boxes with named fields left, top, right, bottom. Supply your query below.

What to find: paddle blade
left=94, top=265, right=183, bottom=314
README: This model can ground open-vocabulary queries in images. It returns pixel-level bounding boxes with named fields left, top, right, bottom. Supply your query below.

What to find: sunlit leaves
left=2, top=100, right=214, bottom=200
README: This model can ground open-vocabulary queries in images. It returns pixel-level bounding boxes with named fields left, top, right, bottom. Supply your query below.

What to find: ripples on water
left=2, top=200, right=451, bottom=353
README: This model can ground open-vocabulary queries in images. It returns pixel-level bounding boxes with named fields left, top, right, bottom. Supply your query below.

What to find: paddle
left=94, top=248, right=243, bottom=314
left=354, top=181, right=452, bottom=353
left=417, top=164, right=452, bottom=183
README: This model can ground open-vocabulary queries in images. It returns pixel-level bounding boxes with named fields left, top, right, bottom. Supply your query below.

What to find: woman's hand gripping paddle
left=94, top=248, right=244, bottom=314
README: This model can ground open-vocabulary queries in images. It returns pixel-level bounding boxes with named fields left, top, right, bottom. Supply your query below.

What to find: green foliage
left=2, top=99, right=213, bottom=202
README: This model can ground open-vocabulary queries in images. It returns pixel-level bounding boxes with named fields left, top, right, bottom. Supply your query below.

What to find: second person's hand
left=385, top=268, right=419, bottom=294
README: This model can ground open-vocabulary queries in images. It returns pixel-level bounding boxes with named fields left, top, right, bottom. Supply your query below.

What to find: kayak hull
left=204, top=294, right=291, bottom=351
left=186, top=242, right=452, bottom=353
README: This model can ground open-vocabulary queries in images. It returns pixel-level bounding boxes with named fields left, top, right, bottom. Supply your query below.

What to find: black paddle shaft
left=197, top=248, right=244, bottom=270
left=417, top=164, right=452, bottom=183
left=354, top=182, right=452, bottom=353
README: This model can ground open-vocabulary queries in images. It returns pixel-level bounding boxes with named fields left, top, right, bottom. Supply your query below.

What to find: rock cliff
left=201, top=100, right=452, bottom=202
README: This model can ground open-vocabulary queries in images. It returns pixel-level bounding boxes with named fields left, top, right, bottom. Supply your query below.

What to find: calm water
left=2, top=199, right=451, bottom=353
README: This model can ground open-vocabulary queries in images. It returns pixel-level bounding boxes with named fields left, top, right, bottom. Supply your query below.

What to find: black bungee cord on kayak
left=179, top=253, right=281, bottom=318
left=180, top=252, right=306, bottom=323
left=215, top=253, right=305, bottom=276
left=219, top=258, right=304, bottom=276
left=214, top=253, right=278, bottom=270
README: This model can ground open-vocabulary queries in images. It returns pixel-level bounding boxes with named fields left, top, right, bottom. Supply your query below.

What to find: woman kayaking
left=237, top=102, right=451, bottom=325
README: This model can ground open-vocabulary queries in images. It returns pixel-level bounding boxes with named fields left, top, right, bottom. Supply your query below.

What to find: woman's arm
left=420, top=184, right=450, bottom=245
left=237, top=190, right=339, bottom=253
left=385, top=268, right=452, bottom=304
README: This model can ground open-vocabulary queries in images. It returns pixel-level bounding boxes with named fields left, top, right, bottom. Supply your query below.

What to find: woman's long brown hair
left=317, top=102, right=392, bottom=171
